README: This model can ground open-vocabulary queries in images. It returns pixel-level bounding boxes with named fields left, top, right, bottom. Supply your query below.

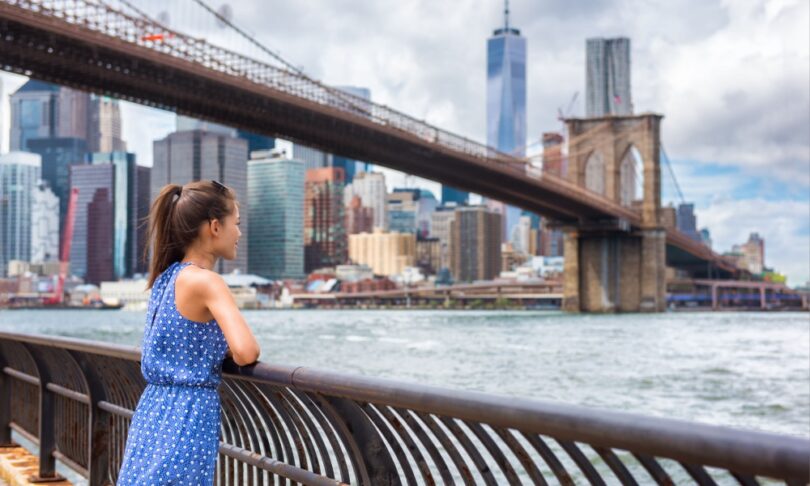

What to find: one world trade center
left=486, top=0, right=526, bottom=242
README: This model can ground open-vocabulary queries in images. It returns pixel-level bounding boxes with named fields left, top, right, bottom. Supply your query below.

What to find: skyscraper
left=0, top=152, right=41, bottom=277
left=345, top=195, right=374, bottom=235
left=88, top=95, right=126, bottom=153
left=175, top=115, right=275, bottom=155
left=31, top=182, right=60, bottom=264
left=387, top=189, right=420, bottom=234
left=431, top=204, right=457, bottom=271
left=135, top=165, right=151, bottom=275
left=676, top=203, right=700, bottom=242
left=86, top=186, right=114, bottom=284
left=26, top=137, right=88, bottom=232
left=69, top=163, right=114, bottom=280
left=88, top=151, right=147, bottom=278
left=346, top=171, right=387, bottom=230
left=304, top=167, right=347, bottom=273
left=152, top=129, right=248, bottom=274
left=586, top=37, right=632, bottom=117
left=247, top=150, right=305, bottom=280
left=333, top=85, right=373, bottom=181
left=450, top=205, right=502, bottom=282
left=486, top=2, right=527, bottom=242
left=9, top=80, right=90, bottom=152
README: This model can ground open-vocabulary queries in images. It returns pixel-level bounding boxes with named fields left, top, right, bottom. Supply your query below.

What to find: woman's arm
left=200, top=273, right=260, bottom=366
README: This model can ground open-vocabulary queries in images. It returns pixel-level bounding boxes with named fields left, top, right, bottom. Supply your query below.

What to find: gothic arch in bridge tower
left=564, top=114, right=662, bottom=227
left=584, top=151, right=606, bottom=196
left=619, top=144, right=644, bottom=207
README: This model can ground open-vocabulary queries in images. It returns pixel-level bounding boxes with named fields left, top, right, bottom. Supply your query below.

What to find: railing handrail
left=2, top=330, right=808, bottom=482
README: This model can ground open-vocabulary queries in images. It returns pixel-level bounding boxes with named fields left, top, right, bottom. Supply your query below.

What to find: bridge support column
left=563, top=228, right=666, bottom=313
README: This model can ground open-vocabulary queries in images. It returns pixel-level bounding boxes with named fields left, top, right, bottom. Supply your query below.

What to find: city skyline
left=0, top=0, right=806, bottom=284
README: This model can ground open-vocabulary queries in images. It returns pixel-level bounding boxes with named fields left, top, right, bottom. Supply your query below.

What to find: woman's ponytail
left=144, top=184, right=184, bottom=288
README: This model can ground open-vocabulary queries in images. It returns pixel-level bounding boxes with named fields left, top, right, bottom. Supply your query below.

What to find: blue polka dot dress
left=118, top=261, right=229, bottom=485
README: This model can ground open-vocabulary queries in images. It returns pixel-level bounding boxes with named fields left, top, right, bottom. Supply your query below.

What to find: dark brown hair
left=143, top=180, right=237, bottom=288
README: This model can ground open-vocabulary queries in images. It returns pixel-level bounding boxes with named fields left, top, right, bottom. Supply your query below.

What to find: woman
left=117, top=180, right=261, bottom=485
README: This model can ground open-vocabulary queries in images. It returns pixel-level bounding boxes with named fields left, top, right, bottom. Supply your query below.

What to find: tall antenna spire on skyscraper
left=504, top=0, right=510, bottom=30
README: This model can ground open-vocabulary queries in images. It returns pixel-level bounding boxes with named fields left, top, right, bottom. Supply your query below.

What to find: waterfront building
left=0, top=152, right=41, bottom=277
left=31, top=181, right=60, bottom=263
left=348, top=228, right=415, bottom=277
left=247, top=150, right=305, bottom=280
left=733, top=233, right=765, bottom=275
left=450, top=205, right=502, bottom=282
left=152, top=129, right=248, bottom=274
left=586, top=37, right=633, bottom=117
left=100, top=278, right=149, bottom=308
left=304, top=167, right=347, bottom=273
left=335, top=264, right=374, bottom=283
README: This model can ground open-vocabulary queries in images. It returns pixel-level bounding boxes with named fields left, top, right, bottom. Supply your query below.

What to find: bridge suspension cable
left=661, top=142, right=686, bottom=205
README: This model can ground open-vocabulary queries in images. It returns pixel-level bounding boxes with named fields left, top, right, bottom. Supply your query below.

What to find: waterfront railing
left=1, top=331, right=808, bottom=485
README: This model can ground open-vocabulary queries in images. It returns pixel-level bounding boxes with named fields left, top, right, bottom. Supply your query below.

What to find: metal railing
left=1, top=331, right=808, bottom=485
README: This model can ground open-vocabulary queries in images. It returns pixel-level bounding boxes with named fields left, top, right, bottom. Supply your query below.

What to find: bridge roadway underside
left=0, top=10, right=607, bottom=223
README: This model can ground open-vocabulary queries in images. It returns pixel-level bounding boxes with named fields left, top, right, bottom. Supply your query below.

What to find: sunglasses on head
left=211, top=180, right=228, bottom=193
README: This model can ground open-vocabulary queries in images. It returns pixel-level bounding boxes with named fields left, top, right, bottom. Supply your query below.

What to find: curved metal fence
left=1, top=331, right=808, bottom=485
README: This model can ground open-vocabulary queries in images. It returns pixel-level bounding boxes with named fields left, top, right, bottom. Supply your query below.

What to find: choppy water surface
left=2, top=309, right=807, bottom=439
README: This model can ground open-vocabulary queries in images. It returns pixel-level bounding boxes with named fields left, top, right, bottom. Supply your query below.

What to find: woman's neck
left=181, top=250, right=216, bottom=270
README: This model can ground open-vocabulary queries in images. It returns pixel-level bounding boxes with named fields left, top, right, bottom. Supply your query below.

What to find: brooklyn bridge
left=0, top=0, right=743, bottom=312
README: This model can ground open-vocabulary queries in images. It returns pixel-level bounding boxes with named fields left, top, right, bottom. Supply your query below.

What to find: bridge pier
left=563, top=228, right=666, bottom=313
left=562, top=113, right=667, bottom=313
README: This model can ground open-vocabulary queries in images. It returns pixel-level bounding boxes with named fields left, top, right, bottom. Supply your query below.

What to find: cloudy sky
left=2, top=0, right=808, bottom=284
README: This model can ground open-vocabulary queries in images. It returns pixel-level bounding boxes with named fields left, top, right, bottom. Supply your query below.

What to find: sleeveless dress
left=117, top=261, right=229, bottom=485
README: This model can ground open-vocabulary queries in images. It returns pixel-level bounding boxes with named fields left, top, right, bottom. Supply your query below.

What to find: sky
left=1, top=0, right=808, bottom=285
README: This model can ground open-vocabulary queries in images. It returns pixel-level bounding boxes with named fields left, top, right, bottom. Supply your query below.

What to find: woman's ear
left=209, top=218, right=220, bottom=236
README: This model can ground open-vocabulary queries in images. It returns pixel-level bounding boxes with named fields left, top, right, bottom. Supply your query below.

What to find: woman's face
left=213, top=205, right=242, bottom=260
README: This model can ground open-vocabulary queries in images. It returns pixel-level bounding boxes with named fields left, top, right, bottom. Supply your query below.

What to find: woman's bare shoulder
left=176, top=265, right=227, bottom=297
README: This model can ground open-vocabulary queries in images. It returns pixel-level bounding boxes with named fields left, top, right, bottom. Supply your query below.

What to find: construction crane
left=556, top=91, right=579, bottom=123
left=43, top=187, right=78, bottom=306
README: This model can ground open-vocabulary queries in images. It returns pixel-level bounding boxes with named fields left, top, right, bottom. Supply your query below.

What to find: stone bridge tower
left=562, top=114, right=666, bottom=312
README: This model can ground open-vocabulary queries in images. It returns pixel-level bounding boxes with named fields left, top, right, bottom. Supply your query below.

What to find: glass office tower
left=486, top=5, right=526, bottom=241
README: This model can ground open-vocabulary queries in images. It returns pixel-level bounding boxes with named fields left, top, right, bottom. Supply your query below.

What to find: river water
left=1, top=309, right=807, bottom=440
